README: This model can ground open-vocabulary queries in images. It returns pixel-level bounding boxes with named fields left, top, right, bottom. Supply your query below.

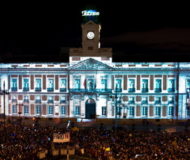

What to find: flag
left=53, top=132, right=70, bottom=143
left=94, top=80, right=96, bottom=89
left=84, top=79, right=86, bottom=89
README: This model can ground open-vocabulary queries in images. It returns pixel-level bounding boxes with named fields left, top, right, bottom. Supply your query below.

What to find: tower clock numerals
left=87, top=32, right=95, bottom=39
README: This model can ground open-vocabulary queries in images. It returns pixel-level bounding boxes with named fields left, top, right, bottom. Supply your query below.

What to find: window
left=48, top=79, right=54, bottom=91
left=87, top=79, right=95, bottom=90
left=142, top=106, right=148, bottom=116
left=48, top=96, right=53, bottom=103
left=142, top=79, right=148, bottom=92
left=116, top=107, right=122, bottom=116
left=115, top=79, right=122, bottom=92
left=155, top=107, right=161, bottom=116
left=36, top=105, right=41, bottom=114
left=168, top=106, right=174, bottom=116
left=23, top=79, right=29, bottom=91
left=12, top=105, right=17, bottom=114
left=11, top=79, right=17, bottom=91
left=155, top=79, right=162, bottom=92
left=12, top=95, right=17, bottom=102
left=129, top=106, right=135, bottom=116
left=24, top=95, right=29, bottom=103
left=186, top=79, right=190, bottom=89
left=128, top=79, right=135, bottom=92
left=48, top=106, right=54, bottom=115
left=129, top=97, right=135, bottom=104
left=35, top=79, right=41, bottom=91
left=102, top=106, right=107, bottom=115
left=35, top=95, right=41, bottom=103
left=60, top=79, right=66, bottom=91
left=24, top=105, right=29, bottom=114
left=74, top=106, right=80, bottom=115
left=155, top=97, right=161, bottom=104
left=142, top=97, right=148, bottom=104
left=168, top=96, right=174, bottom=104
left=60, top=96, right=66, bottom=103
left=101, top=79, right=107, bottom=90
left=168, top=79, right=175, bottom=92
left=187, top=108, right=190, bottom=116
left=74, top=79, right=80, bottom=89
left=60, top=106, right=66, bottom=115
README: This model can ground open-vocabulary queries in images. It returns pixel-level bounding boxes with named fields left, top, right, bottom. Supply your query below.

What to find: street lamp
left=2, top=81, right=9, bottom=142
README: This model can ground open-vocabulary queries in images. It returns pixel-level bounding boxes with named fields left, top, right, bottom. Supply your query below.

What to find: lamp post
left=2, top=81, right=9, bottom=142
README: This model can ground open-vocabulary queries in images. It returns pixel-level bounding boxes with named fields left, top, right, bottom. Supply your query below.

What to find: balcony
left=12, top=99, right=17, bottom=103
left=23, top=99, right=29, bottom=103
left=114, top=88, right=122, bottom=92
left=35, top=88, right=41, bottom=91
left=35, top=100, right=41, bottom=104
left=128, top=100, right=135, bottom=104
left=168, top=100, right=174, bottom=104
left=47, top=88, right=54, bottom=92
left=168, top=88, right=175, bottom=92
left=142, top=88, right=148, bottom=93
left=48, top=100, right=54, bottom=104
left=60, top=88, right=66, bottom=92
left=11, top=87, right=17, bottom=91
left=60, top=100, right=66, bottom=104
left=70, top=89, right=112, bottom=93
left=154, top=88, right=162, bottom=93
left=128, top=88, right=135, bottom=93
left=141, top=101, right=148, bottom=105
left=155, top=101, right=161, bottom=105
left=23, top=87, right=29, bottom=91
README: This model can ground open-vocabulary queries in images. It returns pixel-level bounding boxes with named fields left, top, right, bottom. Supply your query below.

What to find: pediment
left=69, top=58, right=114, bottom=70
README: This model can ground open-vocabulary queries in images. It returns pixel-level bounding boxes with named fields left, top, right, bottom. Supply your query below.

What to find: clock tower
left=69, top=10, right=112, bottom=62
left=82, top=20, right=101, bottom=50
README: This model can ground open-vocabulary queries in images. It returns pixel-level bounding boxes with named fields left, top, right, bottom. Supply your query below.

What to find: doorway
left=85, top=99, right=96, bottom=119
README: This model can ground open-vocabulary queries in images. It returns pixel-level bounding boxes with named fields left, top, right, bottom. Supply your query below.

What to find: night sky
left=0, top=1, right=190, bottom=62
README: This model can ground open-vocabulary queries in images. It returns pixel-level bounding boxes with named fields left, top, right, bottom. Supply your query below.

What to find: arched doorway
left=85, top=98, right=96, bottom=119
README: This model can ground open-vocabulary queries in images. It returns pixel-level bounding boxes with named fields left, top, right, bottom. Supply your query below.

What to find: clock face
left=87, top=32, right=95, bottom=39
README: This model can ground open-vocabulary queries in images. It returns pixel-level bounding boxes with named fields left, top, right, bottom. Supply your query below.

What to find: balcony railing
left=155, top=88, right=162, bottom=93
left=23, top=99, right=29, bottom=103
left=60, top=100, right=66, bottom=104
left=60, top=88, right=66, bottom=92
left=155, top=101, right=161, bottom=105
left=35, top=88, right=41, bottom=91
left=11, top=87, right=17, bottom=91
left=141, top=101, right=148, bottom=105
left=47, top=88, right=54, bottom=92
left=48, top=100, right=54, bottom=104
left=168, top=100, right=174, bottom=104
left=23, top=87, right=29, bottom=91
left=70, top=89, right=112, bottom=93
left=35, top=100, right=41, bottom=104
left=142, top=88, right=148, bottom=93
left=128, top=88, right=135, bottom=93
left=115, top=88, right=122, bottom=92
left=128, top=101, right=135, bottom=104
left=12, top=99, right=17, bottom=103
left=168, top=88, right=175, bottom=92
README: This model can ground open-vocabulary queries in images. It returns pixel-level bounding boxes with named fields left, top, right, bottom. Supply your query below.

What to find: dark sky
left=0, top=1, right=190, bottom=62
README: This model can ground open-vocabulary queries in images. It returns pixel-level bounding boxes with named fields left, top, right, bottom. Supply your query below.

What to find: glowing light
left=82, top=10, right=100, bottom=16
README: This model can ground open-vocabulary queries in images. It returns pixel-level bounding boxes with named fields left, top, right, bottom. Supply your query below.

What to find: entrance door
left=85, top=99, right=96, bottom=119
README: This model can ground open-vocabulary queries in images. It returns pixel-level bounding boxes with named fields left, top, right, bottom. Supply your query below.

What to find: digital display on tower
left=82, top=10, right=100, bottom=16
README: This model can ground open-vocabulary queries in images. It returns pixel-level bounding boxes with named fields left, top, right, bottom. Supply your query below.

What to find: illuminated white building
left=0, top=10, right=190, bottom=119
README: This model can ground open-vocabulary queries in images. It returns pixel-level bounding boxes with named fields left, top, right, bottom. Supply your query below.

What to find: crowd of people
left=0, top=119, right=190, bottom=160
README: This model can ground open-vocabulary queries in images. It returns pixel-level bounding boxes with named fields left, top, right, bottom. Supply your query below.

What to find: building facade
left=0, top=11, right=190, bottom=119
